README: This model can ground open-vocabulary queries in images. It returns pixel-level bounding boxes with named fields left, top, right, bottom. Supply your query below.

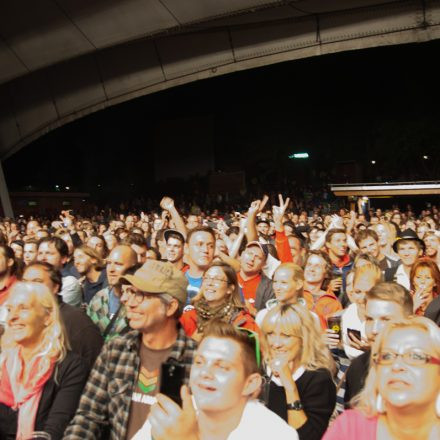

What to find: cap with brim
left=120, top=260, right=188, bottom=306
left=246, top=241, right=269, bottom=259
left=163, top=229, right=185, bottom=244
left=256, top=218, right=270, bottom=226
left=392, top=229, right=426, bottom=252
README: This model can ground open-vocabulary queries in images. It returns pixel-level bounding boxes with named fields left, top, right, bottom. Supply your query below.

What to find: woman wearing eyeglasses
left=0, top=282, right=89, bottom=440
left=323, top=316, right=440, bottom=439
left=261, top=303, right=336, bottom=440
left=180, top=262, right=257, bottom=341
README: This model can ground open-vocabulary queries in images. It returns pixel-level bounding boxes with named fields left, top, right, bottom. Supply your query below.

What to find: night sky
left=4, top=39, right=440, bottom=200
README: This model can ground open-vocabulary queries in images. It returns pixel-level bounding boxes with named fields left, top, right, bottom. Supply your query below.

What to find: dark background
left=4, top=39, right=440, bottom=204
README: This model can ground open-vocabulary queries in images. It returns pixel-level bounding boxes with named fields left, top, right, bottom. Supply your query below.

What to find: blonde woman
left=261, top=303, right=336, bottom=440
left=0, top=282, right=89, bottom=439
left=324, top=316, right=440, bottom=439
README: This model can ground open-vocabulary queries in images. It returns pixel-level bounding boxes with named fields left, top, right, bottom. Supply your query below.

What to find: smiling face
left=240, top=245, right=265, bottom=277
left=358, top=236, right=379, bottom=258
left=190, top=337, right=253, bottom=414
left=202, top=266, right=232, bottom=307
left=396, top=241, right=422, bottom=267
left=424, top=234, right=439, bottom=257
left=73, top=249, right=96, bottom=276
left=272, top=266, right=302, bottom=303
left=166, top=237, right=184, bottom=263
left=304, top=254, right=327, bottom=285
left=5, top=290, right=49, bottom=349
left=377, top=327, right=440, bottom=411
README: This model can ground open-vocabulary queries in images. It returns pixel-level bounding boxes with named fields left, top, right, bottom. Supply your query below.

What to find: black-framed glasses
left=373, top=349, right=440, bottom=366
left=236, top=327, right=261, bottom=368
left=122, top=287, right=155, bottom=304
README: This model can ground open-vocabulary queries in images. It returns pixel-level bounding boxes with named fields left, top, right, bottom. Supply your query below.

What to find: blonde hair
left=371, top=221, right=396, bottom=248
left=354, top=316, right=440, bottom=416
left=273, top=262, right=305, bottom=299
left=353, top=263, right=382, bottom=287
left=261, top=303, right=335, bottom=373
left=1, top=282, right=68, bottom=385
left=75, top=244, right=105, bottom=270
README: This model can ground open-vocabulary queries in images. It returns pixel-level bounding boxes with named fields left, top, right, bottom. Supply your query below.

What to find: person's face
left=424, top=235, right=439, bottom=257
left=106, top=247, right=134, bottom=286
left=391, top=214, right=401, bottom=225
left=0, top=251, right=13, bottom=277
left=397, top=241, right=421, bottom=267
left=73, top=249, right=96, bottom=275
left=23, top=243, right=38, bottom=266
left=153, top=218, right=163, bottom=231
left=406, top=221, right=416, bottom=231
left=187, top=216, right=200, bottom=230
left=122, top=285, right=168, bottom=331
left=5, top=290, right=49, bottom=349
left=374, top=225, right=388, bottom=246
left=350, top=275, right=376, bottom=310
left=37, top=242, right=64, bottom=269
left=365, top=299, right=405, bottom=344
left=131, top=244, right=147, bottom=264
left=166, top=237, right=184, bottom=263
left=359, top=237, right=379, bottom=258
left=326, top=233, right=347, bottom=258
left=377, top=328, right=440, bottom=411
left=190, top=337, right=254, bottom=413
left=417, top=225, right=429, bottom=240
left=304, top=254, right=327, bottom=284
left=26, top=221, right=39, bottom=237
left=240, top=246, right=265, bottom=276
left=272, top=267, right=302, bottom=303
left=60, top=233, right=74, bottom=256
left=187, top=231, right=215, bottom=270
left=266, top=325, right=302, bottom=365
left=23, top=266, right=58, bottom=294
left=10, top=243, right=23, bottom=260
left=88, top=236, right=105, bottom=257
left=202, top=266, right=232, bottom=306
left=125, top=216, right=134, bottom=230
left=257, top=222, right=269, bottom=236
left=413, top=266, right=435, bottom=293
left=104, top=234, right=118, bottom=251
left=36, top=230, right=49, bottom=240
left=287, top=236, right=302, bottom=260
left=370, top=217, right=379, bottom=225
left=141, top=222, right=150, bottom=233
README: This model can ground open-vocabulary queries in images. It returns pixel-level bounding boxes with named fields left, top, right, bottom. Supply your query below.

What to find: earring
left=376, top=393, right=385, bottom=414
left=436, top=393, right=440, bottom=418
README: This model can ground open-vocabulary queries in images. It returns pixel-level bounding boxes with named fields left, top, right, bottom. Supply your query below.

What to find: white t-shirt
left=341, top=303, right=366, bottom=360
left=228, top=400, right=299, bottom=440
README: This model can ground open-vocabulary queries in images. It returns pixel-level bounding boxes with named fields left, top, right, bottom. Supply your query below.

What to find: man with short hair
left=148, top=322, right=298, bottom=440
left=184, top=226, right=215, bottom=304
left=23, top=239, right=38, bottom=266
left=325, top=229, right=353, bottom=306
left=238, top=241, right=275, bottom=316
left=64, top=260, right=196, bottom=439
left=87, top=245, right=137, bottom=340
left=384, top=229, right=424, bottom=289
left=37, top=236, right=82, bottom=306
left=344, top=282, right=413, bottom=405
left=355, top=229, right=397, bottom=272
left=122, top=232, right=148, bottom=264
left=164, top=229, right=186, bottom=271
left=424, top=231, right=440, bottom=268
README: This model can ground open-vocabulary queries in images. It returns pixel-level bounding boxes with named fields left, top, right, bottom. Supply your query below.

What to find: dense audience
left=0, top=194, right=439, bottom=439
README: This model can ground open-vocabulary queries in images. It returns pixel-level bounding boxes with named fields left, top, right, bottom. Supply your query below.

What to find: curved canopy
left=1, top=0, right=440, bottom=159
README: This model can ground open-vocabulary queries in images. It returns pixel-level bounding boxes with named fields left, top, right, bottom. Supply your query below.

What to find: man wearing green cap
left=64, top=260, right=197, bottom=440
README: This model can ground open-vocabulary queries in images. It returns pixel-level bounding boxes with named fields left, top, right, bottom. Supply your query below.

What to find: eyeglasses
left=236, top=327, right=261, bottom=368
left=122, top=287, right=160, bottom=305
left=374, top=349, right=440, bottom=366
left=202, top=276, right=228, bottom=285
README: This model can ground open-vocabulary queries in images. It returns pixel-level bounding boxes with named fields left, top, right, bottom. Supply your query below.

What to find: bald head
left=106, top=245, right=137, bottom=286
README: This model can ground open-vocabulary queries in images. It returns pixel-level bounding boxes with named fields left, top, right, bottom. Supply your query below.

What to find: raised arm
left=246, top=195, right=269, bottom=243
left=160, top=196, right=187, bottom=239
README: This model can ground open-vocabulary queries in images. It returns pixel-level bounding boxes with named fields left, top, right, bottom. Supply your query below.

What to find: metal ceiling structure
left=1, top=0, right=440, bottom=217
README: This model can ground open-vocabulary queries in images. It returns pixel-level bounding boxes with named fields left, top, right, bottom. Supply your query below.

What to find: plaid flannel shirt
left=63, top=326, right=197, bottom=439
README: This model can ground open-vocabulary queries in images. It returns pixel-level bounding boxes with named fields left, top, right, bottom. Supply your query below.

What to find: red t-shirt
left=237, top=272, right=261, bottom=302
left=323, top=409, right=377, bottom=440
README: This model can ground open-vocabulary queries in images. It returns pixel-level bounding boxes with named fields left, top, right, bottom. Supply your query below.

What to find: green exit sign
left=288, top=152, right=309, bottom=159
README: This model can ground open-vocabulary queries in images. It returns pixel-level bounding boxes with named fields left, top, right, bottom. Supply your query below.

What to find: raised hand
left=160, top=196, right=175, bottom=212
left=272, top=194, right=290, bottom=226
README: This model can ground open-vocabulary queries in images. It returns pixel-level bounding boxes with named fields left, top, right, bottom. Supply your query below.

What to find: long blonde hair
left=1, top=282, right=68, bottom=384
left=354, top=316, right=440, bottom=416
left=261, top=303, right=335, bottom=373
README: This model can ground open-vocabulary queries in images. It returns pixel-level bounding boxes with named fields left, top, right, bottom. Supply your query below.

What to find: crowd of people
left=0, top=193, right=439, bottom=439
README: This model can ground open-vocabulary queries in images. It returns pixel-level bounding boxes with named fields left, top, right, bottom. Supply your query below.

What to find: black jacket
left=59, top=301, right=103, bottom=369
left=425, top=296, right=440, bottom=325
left=344, top=350, right=371, bottom=407
left=267, top=368, right=336, bottom=440
left=255, top=274, right=275, bottom=311
left=0, top=351, right=89, bottom=440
